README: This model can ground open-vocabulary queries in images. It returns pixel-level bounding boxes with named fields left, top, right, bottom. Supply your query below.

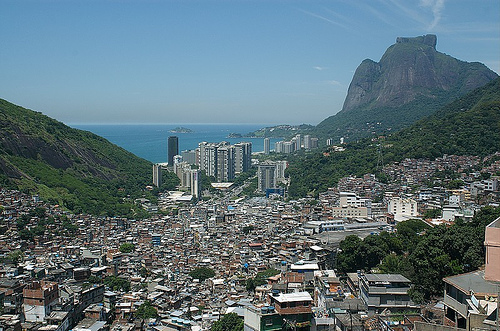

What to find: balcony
left=367, top=286, right=410, bottom=294
left=444, top=293, right=468, bottom=318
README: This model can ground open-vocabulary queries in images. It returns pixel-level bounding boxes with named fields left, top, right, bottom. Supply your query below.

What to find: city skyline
left=1, top=0, right=499, bottom=125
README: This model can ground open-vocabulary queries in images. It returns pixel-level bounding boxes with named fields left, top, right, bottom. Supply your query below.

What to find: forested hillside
left=287, top=77, right=500, bottom=198
left=0, top=98, right=177, bottom=215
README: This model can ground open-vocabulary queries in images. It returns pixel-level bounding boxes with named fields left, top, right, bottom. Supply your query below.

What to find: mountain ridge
left=314, top=34, right=498, bottom=141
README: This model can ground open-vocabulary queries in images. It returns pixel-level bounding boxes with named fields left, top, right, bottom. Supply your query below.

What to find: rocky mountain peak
left=396, top=34, right=437, bottom=49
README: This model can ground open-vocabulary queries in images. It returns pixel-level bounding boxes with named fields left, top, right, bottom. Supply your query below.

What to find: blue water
left=71, top=124, right=282, bottom=164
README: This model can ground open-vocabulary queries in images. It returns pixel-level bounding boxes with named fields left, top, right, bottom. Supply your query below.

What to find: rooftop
left=271, top=291, right=313, bottom=303
left=364, top=274, right=411, bottom=283
left=443, top=270, right=498, bottom=296
left=486, top=216, right=500, bottom=229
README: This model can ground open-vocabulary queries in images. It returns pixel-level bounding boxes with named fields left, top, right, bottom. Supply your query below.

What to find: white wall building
left=388, top=197, right=418, bottom=221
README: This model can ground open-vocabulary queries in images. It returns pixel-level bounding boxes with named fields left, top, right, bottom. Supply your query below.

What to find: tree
left=189, top=267, right=215, bottom=282
left=210, top=313, right=243, bottom=331
left=136, top=300, right=158, bottom=319
left=104, top=276, right=131, bottom=292
left=336, top=235, right=363, bottom=272
left=246, top=269, right=280, bottom=292
left=119, top=243, right=135, bottom=253
left=7, top=250, right=24, bottom=265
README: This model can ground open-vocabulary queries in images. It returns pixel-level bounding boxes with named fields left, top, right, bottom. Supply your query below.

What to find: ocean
left=71, top=124, right=282, bottom=164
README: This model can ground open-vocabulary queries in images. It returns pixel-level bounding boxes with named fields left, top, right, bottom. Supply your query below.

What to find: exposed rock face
left=316, top=35, right=498, bottom=141
left=342, top=34, right=496, bottom=112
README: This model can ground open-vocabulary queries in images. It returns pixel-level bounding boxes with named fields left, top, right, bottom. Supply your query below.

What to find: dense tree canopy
left=189, top=267, right=215, bottom=282
left=135, top=301, right=158, bottom=320
left=119, top=243, right=135, bottom=253
left=210, top=313, right=243, bottom=331
left=335, top=206, right=500, bottom=302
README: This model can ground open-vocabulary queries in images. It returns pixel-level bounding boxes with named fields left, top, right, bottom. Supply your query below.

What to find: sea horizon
left=72, top=123, right=284, bottom=164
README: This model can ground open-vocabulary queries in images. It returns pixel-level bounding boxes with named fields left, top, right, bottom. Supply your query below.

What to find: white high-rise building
left=275, top=160, right=288, bottom=183
left=217, top=146, right=235, bottom=182
left=294, top=134, right=302, bottom=149
left=197, top=141, right=252, bottom=182
left=234, top=142, right=252, bottom=174
left=275, top=141, right=284, bottom=153
left=264, top=138, right=270, bottom=155
left=198, top=142, right=218, bottom=178
left=152, top=164, right=162, bottom=187
left=303, top=135, right=311, bottom=150
left=283, top=141, right=295, bottom=154
left=190, top=169, right=201, bottom=198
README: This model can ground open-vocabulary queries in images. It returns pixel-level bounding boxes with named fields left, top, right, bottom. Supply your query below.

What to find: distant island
left=227, top=132, right=242, bottom=138
left=169, top=126, right=193, bottom=133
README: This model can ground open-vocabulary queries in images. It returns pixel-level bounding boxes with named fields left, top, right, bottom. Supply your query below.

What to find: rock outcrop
left=315, top=35, right=498, bottom=141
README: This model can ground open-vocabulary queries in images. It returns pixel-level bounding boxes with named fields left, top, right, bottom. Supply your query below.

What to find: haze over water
left=73, top=124, right=282, bottom=164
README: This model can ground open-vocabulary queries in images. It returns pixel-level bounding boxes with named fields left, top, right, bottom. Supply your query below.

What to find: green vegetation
left=189, top=267, right=215, bottom=282
left=336, top=206, right=500, bottom=302
left=210, top=313, right=243, bottom=331
left=135, top=300, right=158, bottom=319
left=119, top=243, right=135, bottom=253
left=104, top=276, right=131, bottom=292
left=0, top=98, right=179, bottom=216
left=287, top=78, right=500, bottom=198
left=246, top=268, right=280, bottom=292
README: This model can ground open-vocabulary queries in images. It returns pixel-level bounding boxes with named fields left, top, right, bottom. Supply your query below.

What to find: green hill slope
left=287, top=77, right=500, bottom=197
left=0, top=98, right=159, bottom=215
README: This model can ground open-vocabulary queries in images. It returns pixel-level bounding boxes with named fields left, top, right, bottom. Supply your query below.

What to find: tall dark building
left=168, top=136, right=179, bottom=165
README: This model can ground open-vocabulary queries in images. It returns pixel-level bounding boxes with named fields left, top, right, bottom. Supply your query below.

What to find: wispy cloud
left=420, top=0, right=445, bottom=30
left=313, top=66, right=329, bottom=71
left=382, top=0, right=428, bottom=26
left=299, top=9, right=349, bottom=30
left=325, top=80, right=342, bottom=86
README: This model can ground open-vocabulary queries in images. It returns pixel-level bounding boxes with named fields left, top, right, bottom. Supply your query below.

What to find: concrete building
left=244, top=305, right=282, bottom=331
left=268, top=291, right=314, bottom=330
left=443, top=270, right=498, bottom=330
left=303, top=135, right=311, bottom=150
left=190, top=169, right=201, bottom=198
left=198, top=142, right=218, bottom=178
left=168, top=136, right=179, bottom=166
left=152, top=164, right=162, bottom=187
left=234, top=142, right=252, bottom=174
left=275, top=141, right=283, bottom=153
left=216, top=146, right=235, bottom=182
left=332, top=205, right=368, bottom=219
left=484, top=216, right=500, bottom=282
left=197, top=141, right=251, bottom=181
left=23, top=281, right=59, bottom=322
left=388, top=197, right=418, bottom=221
left=359, top=274, right=416, bottom=313
left=258, top=162, right=276, bottom=192
left=335, top=192, right=371, bottom=218
left=274, top=160, right=288, bottom=183
left=264, top=138, right=270, bottom=155
left=181, top=149, right=196, bottom=165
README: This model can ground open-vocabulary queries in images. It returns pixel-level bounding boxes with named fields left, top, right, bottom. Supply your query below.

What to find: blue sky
left=1, top=0, right=499, bottom=125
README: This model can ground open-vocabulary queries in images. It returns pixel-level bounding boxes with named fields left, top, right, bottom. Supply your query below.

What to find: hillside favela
left=0, top=2, right=500, bottom=331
